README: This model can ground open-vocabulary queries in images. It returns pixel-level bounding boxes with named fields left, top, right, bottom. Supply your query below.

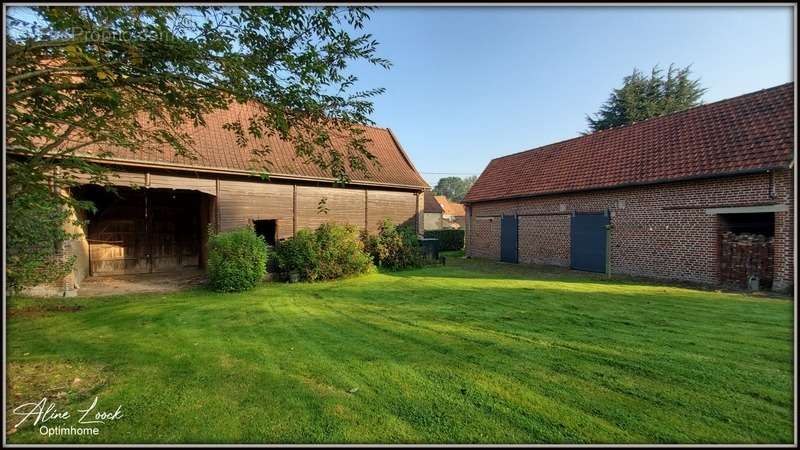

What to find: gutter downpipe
left=606, top=224, right=612, bottom=279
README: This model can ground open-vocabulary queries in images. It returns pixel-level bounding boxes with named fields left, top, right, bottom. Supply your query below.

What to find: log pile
left=719, top=232, right=773, bottom=290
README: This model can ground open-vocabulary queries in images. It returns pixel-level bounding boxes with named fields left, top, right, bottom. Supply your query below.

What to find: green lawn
left=5, top=258, right=794, bottom=444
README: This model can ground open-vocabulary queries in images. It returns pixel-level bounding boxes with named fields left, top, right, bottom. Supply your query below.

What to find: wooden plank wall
left=295, top=186, right=367, bottom=231
left=367, top=190, right=419, bottom=233
left=72, top=170, right=146, bottom=187
left=72, top=170, right=216, bottom=195
left=217, top=181, right=419, bottom=237
left=83, top=168, right=422, bottom=240
left=150, top=174, right=216, bottom=196
left=217, top=180, right=294, bottom=238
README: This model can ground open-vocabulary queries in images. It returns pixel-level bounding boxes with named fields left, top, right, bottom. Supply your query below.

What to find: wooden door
left=88, top=189, right=201, bottom=276
left=88, top=195, right=150, bottom=275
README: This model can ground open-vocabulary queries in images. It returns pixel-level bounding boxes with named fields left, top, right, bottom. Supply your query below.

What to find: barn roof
left=464, top=82, right=794, bottom=203
left=435, top=195, right=466, bottom=216
left=76, top=102, right=429, bottom=190
left=424, top=191, right=444, bottom=213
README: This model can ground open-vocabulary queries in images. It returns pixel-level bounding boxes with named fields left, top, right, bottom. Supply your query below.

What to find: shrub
left=275, top=229, right=318, bottom=279
left=363, top=219, right=423, bottom=270
left=6, top=183, right=78, bottom=293
left=276, top=223, right=373, bottom=282
left=313, top=223, right=373, bottom=280
left=207, top=228, right=268, bottom=292
left=265, top=244, right=280, bottom=274
left=423, top=229, right=464, bottom=251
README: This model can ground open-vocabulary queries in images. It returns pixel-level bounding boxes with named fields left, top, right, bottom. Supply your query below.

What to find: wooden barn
left=49, top=104, right=429, bottom=296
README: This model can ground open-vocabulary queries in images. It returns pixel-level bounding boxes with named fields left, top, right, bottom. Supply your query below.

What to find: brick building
left=464, top=83, right=795, bottom=292
left=37, top=102, right=428, bottom=296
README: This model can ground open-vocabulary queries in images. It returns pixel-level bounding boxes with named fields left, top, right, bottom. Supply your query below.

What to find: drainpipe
left=464, top=205, right=471, bottom=257
left=605, top=224, right=612, bottom=279
left=605, top=210, right=613, bottom=279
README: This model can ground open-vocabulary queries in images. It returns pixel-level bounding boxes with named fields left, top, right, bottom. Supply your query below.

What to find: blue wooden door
left=500, top=215, right=518, bottom=263
left=570, top=213, right=609, bottom=273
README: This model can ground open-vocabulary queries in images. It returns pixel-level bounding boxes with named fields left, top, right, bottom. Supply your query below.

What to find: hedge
left=423, top=229, right=465, bottom=251
left=363, top=219, right=423, bottom=270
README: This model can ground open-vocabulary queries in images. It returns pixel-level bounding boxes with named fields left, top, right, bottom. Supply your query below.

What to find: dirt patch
left=78, top=268, right=207, bottom=297
left=299, top=375, right=341, bottom=397
left=6, top=361, right=107, bottom=435
left=8, top=304, right=82, bottom=318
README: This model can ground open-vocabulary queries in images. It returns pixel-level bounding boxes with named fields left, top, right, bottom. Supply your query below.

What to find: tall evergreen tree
left=586, top=64, right=706, bottom=133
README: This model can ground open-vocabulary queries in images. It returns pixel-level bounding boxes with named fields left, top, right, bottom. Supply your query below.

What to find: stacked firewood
left=719, top=232, right=774, bottom=290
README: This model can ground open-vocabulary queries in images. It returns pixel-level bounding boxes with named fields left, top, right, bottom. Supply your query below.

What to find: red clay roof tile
left=424, top=191, right=444, bottom=213
left=78, top=102, right=429, bottom=189
left=464, top=83, right=794, bottom=203
left=435, top=195, right=466, bottom=216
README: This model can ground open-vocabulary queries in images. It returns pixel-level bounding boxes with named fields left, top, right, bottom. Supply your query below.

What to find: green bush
left=363, top=219, right=423, bottom=270
left=6, top=183, right=78, bottom=293
left=275, top=229, right=318, bottom=279
left=207, top=228, right=268, bottom=292
left=276, top=223, right=373, bottom=282
left=423, top=229, right=465, bottom=251
left=265, top=244, right=280, bottom=274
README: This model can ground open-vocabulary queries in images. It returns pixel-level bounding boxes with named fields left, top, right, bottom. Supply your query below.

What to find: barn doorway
left=718, top=213, right=775, bottom=290
left=72, top=185, right=214, bottom=276
left=253, top=219, right=277, bottom=246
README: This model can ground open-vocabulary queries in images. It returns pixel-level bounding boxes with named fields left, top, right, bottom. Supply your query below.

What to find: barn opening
left=71, top=184, right=214, bottom=276
left=718, top=212, right=775, bottom=290
left=253, top=219, right=277, bottom=246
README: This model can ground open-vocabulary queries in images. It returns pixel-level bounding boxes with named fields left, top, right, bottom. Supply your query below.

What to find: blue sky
left=350, top=6, right=794, bottom=186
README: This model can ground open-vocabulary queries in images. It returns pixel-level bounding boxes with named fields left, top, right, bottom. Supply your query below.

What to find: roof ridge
left=385, top=127, right=430, bottom=188
left=491, top=81, right=794, bottom=162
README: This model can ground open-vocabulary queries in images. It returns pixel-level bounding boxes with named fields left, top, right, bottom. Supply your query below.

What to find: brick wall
left=772, top=169, right=794, bottom=291
left=466, top=170, right=794, bottom=291
left=23, top=190, right=88, bottom=297
left=518, top=214, right=571, bottom=266
left=470, top=216, right=501, bottom=259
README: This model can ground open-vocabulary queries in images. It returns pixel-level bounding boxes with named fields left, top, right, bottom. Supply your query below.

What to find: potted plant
left=288, top=270, right=300, bottom=283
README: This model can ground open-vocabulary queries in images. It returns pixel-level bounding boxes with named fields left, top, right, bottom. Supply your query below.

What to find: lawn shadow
left=399, top=257, right=792, bottom=299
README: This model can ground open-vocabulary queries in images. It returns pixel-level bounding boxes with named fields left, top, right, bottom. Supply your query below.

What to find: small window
left=253, top=219, right=277, bottom=246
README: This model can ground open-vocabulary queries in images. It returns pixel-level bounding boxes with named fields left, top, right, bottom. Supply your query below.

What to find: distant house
left=31, top=102, right=429, bottom=296
left=464, top=83, right=794, bottom=292
left=423, top=191, right=445, bottom=230
left=424, top=192, right=466, bottom=230
left=437, top=195, right=466, bottom=229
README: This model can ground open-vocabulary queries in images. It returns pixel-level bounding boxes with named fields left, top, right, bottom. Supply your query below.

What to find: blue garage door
left=500, top=215, right=518, bottom=263
left=570, top=212, right=609, bottom=273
